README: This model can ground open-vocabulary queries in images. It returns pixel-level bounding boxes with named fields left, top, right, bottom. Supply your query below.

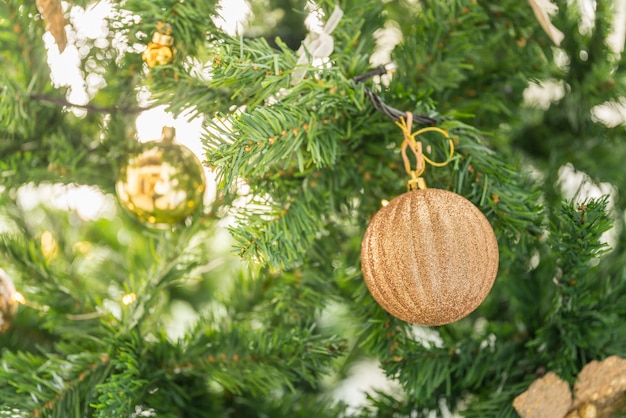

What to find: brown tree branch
left=29, top=93, right=153, bottom=114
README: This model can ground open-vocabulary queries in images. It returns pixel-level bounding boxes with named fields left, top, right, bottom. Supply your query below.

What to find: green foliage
left=528, top=198, right=616, bottom=381
left=1, top=0, right=626, bottom=416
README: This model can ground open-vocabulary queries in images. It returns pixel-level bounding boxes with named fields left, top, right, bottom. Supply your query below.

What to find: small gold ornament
left=513, top=372, right=573, bottom=418
left=572, top=356, right=626, bottom=415
left=142, top=22, right=175, bottom=67
left=116, top=127, right=206, bottom=228
left=361, top=188, right=499, bottom=325
left=0, top=268, right=19, bottom=333
left=574, top=356, right=626, bottom=404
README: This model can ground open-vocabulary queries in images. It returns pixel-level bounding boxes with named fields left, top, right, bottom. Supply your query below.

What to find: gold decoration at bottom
left=116, top=128, right=206, bottom=228
left=513, top=372, right=572, bottom=418
left=514, top=356, right=626, bottom=418
left=361, top=188, right=499, bottom=325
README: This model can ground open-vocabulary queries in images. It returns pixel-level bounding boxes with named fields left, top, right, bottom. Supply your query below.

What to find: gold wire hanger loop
left=412, top=126, right=454, bottom=167
left=395, top=112, right=455, bottom=190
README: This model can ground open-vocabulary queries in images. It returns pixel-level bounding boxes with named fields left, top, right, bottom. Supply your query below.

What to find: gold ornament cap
left=116, top=127, right=207, bottom=228
left=151, top=31, right=174, bottom=46
left=361, top=188, right=499, bottom=325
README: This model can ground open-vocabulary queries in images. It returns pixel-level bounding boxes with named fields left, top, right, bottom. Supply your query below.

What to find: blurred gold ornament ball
left=361, top=188, right=499, bottom=325
left=0, top=268, right=19, bottom=332
left=116, top=127, right=206, bottom=228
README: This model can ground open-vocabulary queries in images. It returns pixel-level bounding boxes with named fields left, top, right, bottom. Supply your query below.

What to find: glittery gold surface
left=513, top=372, right=572, bottom=418
left=0, top=268, right=18, bottom=333
left=573, top=356, right=626, bottom=406
left=360, top=188, right=499, bottom=325
left=116, top=140, right=206, bottom=228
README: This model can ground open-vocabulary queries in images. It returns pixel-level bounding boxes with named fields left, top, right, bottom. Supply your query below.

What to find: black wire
left=353, top=64, right=437, bottom=126
left=352, top=64, right=390, bottom=83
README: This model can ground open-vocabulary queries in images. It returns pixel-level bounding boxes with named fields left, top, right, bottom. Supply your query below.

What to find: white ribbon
left=528, top=0, right=564, bottom=46
left=291, top=6, right=343, bottom=85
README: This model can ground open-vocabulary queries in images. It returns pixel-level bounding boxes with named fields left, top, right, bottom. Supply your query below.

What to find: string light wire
left=353, top=63, right=438, bottom=125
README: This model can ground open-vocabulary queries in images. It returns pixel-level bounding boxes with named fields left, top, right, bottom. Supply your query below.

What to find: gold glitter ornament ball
left=361, top=188, right=499, bottom=325
left=116, top=128, right=206, bottom=228
left=0, top=268, right=19, bottom=333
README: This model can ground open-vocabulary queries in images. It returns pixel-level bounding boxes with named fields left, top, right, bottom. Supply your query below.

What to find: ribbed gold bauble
left=361, top=188, right=499, bottom=325
left=0, top=268, right=19, bottom=333
left=116, top=128, right=206, bottom=228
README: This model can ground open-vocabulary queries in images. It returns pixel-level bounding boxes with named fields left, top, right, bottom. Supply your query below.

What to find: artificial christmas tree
left=1, top=0, right=626, bottom=417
